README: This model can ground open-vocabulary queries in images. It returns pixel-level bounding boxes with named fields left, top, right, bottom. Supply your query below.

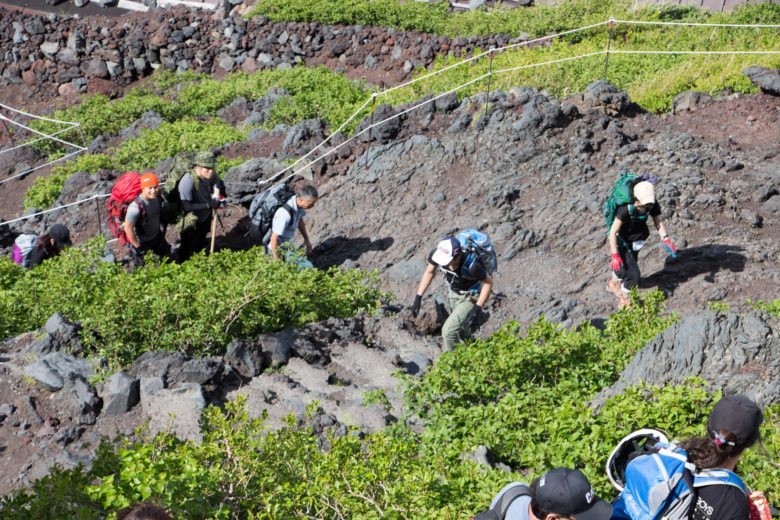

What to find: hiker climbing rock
left=604, top=175, right=677, bottom=307
left=472, top=467, right=612, bottom=520
left=12, top=224, right=72, bottom=269
left=177, top=151, right=226, bottom=261
left=250, top=183, right=318, bottom=269
left=412, top=231, right=496, bottom=351
left=123, top=173, right=171, bottom=268
left=610, top=395, right=767, bottom=520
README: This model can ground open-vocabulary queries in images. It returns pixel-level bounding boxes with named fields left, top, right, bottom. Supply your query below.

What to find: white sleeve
left=271, top=206, right=292, bottom=236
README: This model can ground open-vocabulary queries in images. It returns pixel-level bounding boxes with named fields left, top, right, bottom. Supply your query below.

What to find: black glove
left=207, top=199, right=221, bottom=210
left=410, top=295, right=422, bottom=318
left=467, top=304, right=483, bottom=324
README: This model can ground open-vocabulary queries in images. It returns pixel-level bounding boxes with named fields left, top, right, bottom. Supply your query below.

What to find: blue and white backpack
left=456, top=229, right=498, bottom=275
left=608, top=430, right=748, bottom=520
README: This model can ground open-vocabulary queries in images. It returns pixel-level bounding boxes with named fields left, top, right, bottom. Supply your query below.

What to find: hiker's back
left=611, top=443, right=748, bottom=520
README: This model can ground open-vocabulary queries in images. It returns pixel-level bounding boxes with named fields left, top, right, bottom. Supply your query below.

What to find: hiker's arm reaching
left=416, top=264, right=436, bottom=298
left=608, top=218, right=623, bottom=255
left=124, top=221, right=141, bottom=249
left=181, top=200, right=210, bottom=213
left=476, top=274, right=493, bottom=308
left=269, top=232, right=282, bottom=261
left=298, top=218, right=312, bottom=254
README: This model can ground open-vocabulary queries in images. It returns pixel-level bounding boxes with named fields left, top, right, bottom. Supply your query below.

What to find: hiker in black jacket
left=607, top=181, right=676, bottom=307
left=177, top=151, right=226, bottom=261
left=28, top=224, right=72, bottom=268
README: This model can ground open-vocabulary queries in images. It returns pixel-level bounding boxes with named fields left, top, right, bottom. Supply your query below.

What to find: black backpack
left=247, top=183, right=296, bottom=242
left=472, top=484, right=530, bottom=520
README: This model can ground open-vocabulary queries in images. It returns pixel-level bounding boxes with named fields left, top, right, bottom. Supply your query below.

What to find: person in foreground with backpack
left=610, top=395, right=765, bottom=520
left=472, top=467, right=612, bottom=520
left=606, top=179, right=677, bottom=308
left=264, top=183, right=318, bottom=268
left=24, top=224, right=73, bottom=268
left=411, top=235, right=494, bottom=351
left=177, top=151, right=226, bottom=261
left=123, top=173, right=171, bottom=268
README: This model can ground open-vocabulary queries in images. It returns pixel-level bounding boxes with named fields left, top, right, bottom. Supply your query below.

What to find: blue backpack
left=457, top=229, right=498, bottom=275
left=611, top=440, right=748, bottom=520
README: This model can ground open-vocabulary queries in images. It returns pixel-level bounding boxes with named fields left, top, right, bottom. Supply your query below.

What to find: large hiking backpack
left=106, top=171, right=144, bottom=246
left=12, top=234, right=37, bottom=268
left=247, top=183, right=296, bottom=242
left=471, top=483, right=530, bottom=520
left=160, top=152, right=199, bottom=225
left=457, top=229, right=498, bottom=275
left=603, top=172, right=651, bottom=230
left=610, top=433, right=748, bottom=520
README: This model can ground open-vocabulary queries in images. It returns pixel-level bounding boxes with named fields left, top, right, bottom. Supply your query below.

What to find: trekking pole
left=215, top=210, right=226, bottom=232
left=604, top=18, right=615, bottom=81
left=210, top=209, right=217, bottom=254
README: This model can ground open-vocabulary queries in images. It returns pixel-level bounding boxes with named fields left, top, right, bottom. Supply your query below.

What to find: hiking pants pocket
left=442, top=290, right=476, bottom=352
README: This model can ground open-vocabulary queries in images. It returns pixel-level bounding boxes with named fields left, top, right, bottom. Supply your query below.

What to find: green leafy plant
left=0, top=238, right=385, bottom=369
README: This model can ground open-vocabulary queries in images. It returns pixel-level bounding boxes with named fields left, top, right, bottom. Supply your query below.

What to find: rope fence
left=1, top=17, right=779, bottom=237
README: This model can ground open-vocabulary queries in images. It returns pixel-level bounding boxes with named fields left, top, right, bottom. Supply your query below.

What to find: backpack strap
left=694, top=469, right=748, bottom=495
left=493, top=484, right=531, bottom=519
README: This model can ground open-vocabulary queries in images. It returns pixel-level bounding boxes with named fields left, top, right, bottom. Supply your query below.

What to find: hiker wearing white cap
left=411, top=236, right=493, bottom=351
left=607, top=180, right=676, bottom=308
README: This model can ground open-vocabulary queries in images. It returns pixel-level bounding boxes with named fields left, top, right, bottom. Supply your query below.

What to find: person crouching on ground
left=411, top=237, right=493, bottom=352
left=607, top=181, right=677, bottom=308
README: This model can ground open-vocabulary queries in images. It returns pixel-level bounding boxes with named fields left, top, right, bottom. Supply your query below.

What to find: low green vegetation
left=3, top=293, right=778, bottom=518
left=251, top=1, right=780, bottom=113
left=24, top=119, right=246, bottom=210
left=25, top=67, right=371, bottom=209
left=0, top=240, right=384, bottom=369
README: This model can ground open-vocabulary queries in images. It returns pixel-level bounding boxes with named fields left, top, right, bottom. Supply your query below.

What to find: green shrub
left=0, top=239, right=385, bottom=369
left=28, top=90, right=178, bottom=157
left=24, top=120, right=245, bottom=210
left=1, top=397, right=508, bottom=519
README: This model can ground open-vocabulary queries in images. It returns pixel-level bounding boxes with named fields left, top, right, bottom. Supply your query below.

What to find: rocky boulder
left=594, top=311, right=780, bottom=407
left=582, top=80, right=630, bottom=115
left=23, top=352, right=93, bottom=391
left=743, top=66, right=780, bottom=96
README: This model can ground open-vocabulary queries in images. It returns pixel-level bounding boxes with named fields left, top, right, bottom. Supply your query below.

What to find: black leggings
left=616, top=245, right=641, bottom=291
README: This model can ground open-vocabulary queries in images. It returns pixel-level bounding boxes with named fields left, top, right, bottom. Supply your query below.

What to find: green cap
left=194, top=151, right=216, bottom=169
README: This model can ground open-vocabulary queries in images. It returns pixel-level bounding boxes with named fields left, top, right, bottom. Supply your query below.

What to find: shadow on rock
left=641, top=244, right=746, bottom=295
left=312, top=236, right=394, bottom=268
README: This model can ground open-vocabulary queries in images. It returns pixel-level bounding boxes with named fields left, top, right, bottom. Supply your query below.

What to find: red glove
left=662, top=237, right=678, bottom=258
left=610, top=253, right=623, bottom=272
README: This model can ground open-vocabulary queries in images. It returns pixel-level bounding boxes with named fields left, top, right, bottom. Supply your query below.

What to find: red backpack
left=106, top=171, right=145, bottom=245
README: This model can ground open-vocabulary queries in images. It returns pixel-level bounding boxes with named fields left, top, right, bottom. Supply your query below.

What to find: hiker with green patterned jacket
left=607, top=180, right=676, bottom=308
